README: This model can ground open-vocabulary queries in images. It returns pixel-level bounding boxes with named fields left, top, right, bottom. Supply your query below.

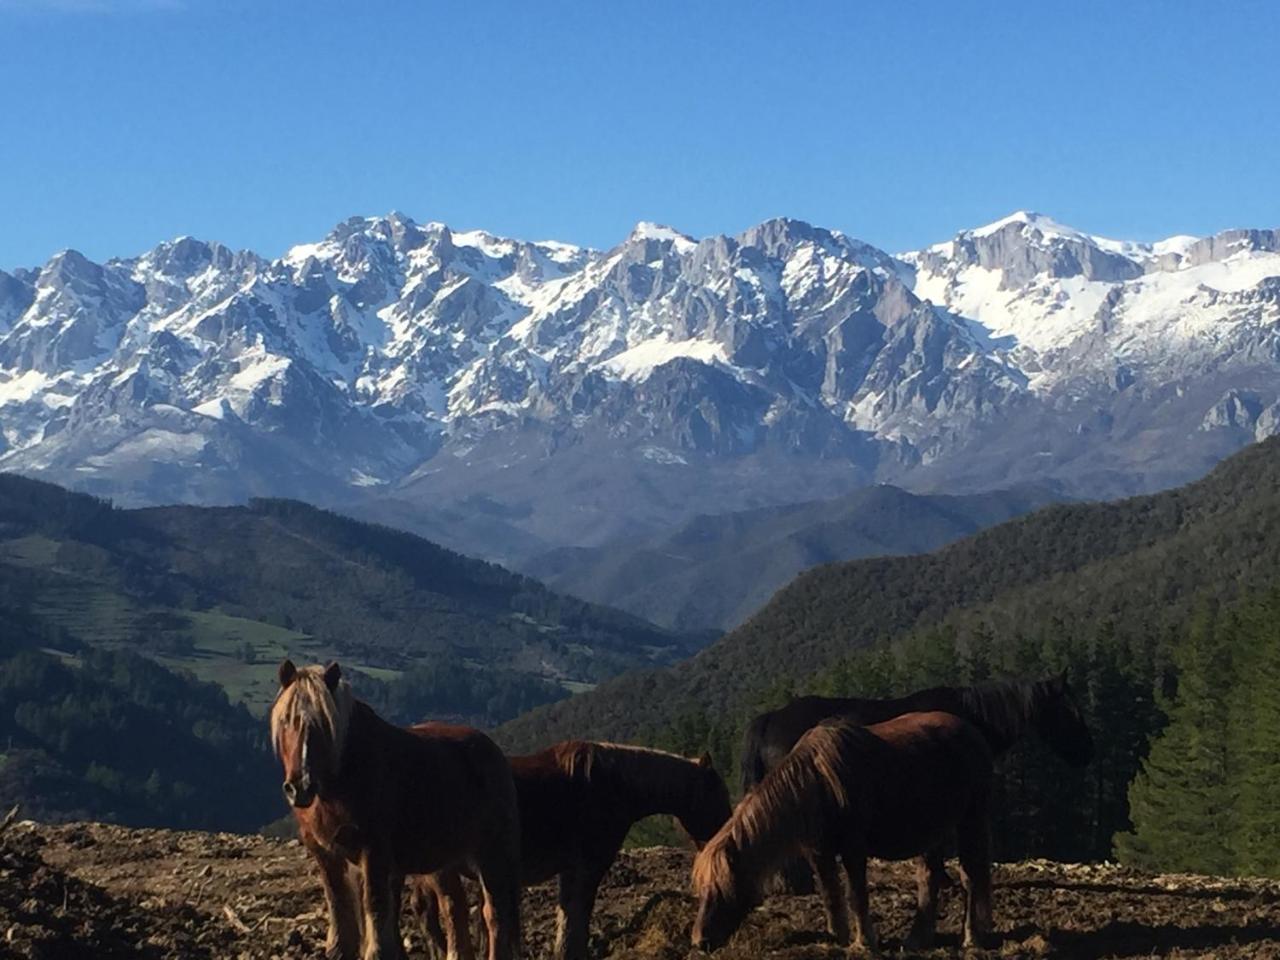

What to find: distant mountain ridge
left=1, top=212, right=1278, bottom=559
left=532, top=482, right=1061, bottom=631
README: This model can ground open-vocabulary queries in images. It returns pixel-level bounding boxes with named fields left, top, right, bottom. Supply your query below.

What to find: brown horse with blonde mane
left=410, top=738, right=733, bottom=960
left=270, top=661, right=521, bottom=960
left=693, top=711, right=994, bottom=954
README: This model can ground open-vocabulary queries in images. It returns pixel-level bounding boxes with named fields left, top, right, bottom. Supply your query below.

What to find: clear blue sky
left=2, top=0, right=1278, bottom=270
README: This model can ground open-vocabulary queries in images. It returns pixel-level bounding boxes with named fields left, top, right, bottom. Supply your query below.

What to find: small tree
left=1115, top=604, right=1236, bottom=874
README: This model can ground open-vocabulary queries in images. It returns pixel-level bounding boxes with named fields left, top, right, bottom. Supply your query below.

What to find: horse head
left=691, top=835, right=756, bottom=952
left=271, top=659, right=349, bottom=809
left=1034, top=671, right=1094, bottom=767
left=678, top=753, right=734, bottom=850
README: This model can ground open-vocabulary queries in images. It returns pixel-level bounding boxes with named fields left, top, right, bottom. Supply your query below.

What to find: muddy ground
left=1, top=819, right=1279, bottom=959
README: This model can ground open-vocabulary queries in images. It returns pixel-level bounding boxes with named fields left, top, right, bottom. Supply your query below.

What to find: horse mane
left=269, top=665, right=354, bottom=770
left=693, top=721, right=857, bottom=899
left=956, top=678, right=1048, bottom=751
left=552, top=740, right=696, bottom=791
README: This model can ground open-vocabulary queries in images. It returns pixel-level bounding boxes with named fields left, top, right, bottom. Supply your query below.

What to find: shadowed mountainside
left=499, top=437, right=1280, bottom=751
left=529, top=483, right=1061, bottom=631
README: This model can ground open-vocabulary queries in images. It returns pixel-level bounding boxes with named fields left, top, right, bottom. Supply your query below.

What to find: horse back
left=864, top=710, right=991, bottom=758
left=755, top=691, right=968, bottom=770
left=823, top=711, right=992, bottom=861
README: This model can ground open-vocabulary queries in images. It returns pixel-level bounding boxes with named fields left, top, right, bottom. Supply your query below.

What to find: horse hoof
left=850, top=932, right=879, bottom=956
left=962, top=932, right=991, bottom=952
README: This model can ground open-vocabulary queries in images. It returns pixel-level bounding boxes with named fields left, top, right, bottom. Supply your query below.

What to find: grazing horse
left=740, top=673, right=1093, bottom=892
left=270, top=661, right=521, bottom=960
left=693, top=712, right=994, bottom=954
left=410, top=739, right=733, bottom=960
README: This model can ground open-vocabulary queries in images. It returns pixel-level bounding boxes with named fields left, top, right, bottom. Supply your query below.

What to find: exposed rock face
left=1, top=209, right=1278, bottom=558
left=1202, top=389, right=1264, bottom=431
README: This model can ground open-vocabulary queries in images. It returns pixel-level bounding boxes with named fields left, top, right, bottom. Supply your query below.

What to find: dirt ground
left=2, top=819, right=1279, bottom=959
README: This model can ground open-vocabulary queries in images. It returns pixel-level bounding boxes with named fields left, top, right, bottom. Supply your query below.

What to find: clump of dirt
left=9, top=819, right=1280, bottom=959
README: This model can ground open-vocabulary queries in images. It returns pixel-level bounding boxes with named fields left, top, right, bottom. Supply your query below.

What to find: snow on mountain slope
left=0, top=210, right=1277, bottom=556
left=901, top=212, right=1280, bottom=390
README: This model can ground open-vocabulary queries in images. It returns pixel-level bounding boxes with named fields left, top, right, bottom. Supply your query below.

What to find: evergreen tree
left=1115, top=604, right=1236, bottom=874
left=1226, top=592, right=1280, bottom=875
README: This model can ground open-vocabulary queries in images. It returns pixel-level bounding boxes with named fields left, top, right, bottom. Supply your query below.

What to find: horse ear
left=278, top=659, right=297, bottom=689
left=323, top=661, right=342, bottom=691
left=696, top=751, right=713, bottom=769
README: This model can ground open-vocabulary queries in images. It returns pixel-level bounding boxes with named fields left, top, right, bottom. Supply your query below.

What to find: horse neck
left=960, top=681, right=1034, bottom=755
left=724, top=778, right=815, bottom=890
left=328, top=700, right=380, bottom=782
left=605, top=748, right=699, bottom=820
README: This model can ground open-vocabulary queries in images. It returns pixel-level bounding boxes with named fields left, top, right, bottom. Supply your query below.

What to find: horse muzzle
left=282, top=777, right=317, bottom=808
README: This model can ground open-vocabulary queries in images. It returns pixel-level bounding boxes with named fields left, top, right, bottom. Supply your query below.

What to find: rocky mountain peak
left=0, top=212, right=1278, bottom=554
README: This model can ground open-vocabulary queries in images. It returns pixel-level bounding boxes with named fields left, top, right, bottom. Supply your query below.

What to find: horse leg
left=358, top=849, right=406, bottom=960
left=957, top=813, right=994, bottom=949
left=315, top=850, right=361, bottom=960
left=413, top=872, right=474, bottom=960
left=554, top=866, right=587, bottom=960
left=405, top=878, right=445, bottom=959
left=475, top=861, right=521, bottom=960
left=556, top=857, right=611, bottom=960
left=809, top=850, right=849, bottom=945
left=840, top=847, right=877, bottom=954
left=904, top=848, right=944, bottom=950
left=439, top=871, right=477, bottom=960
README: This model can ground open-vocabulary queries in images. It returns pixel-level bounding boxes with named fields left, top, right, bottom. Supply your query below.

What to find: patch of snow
left=193, top=397, right=230, bottom=419
left=229, top=352, right=291, bottom=392
left=0, top=370, right=52, bottom=404
left=453, top=230, right=517, bottom=260
left=599, top=337, right=730, bottom=382
left=282, top=242, right=330, bottom=267
left=1151, top=235, right=1200, bottom=259
left=629, top=222, right=697, bottom=255
left=639, top=445, right=688, bottom=465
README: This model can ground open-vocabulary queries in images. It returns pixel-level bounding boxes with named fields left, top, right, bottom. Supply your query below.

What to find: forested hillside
left=500, top=438, right=1280, bottom=864
left=531, top=483, right=1058, bottom=631
left=0, top=607, right=278, bottom=831
left=0, top=474, right=695, bottom=712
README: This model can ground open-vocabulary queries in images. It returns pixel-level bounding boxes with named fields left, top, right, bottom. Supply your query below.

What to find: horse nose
left=282, top=781, right=296, bottom=804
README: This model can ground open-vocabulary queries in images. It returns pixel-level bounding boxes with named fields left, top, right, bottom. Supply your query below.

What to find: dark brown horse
left=741, top=674, right=1092, bottom=892
left=271, top=661, right=521, bottom=960
left=741, top=674, right=1093, bottom=795
left=693, top=712, right=994, bottom=953
left=411, top=739, right=733, bottom=960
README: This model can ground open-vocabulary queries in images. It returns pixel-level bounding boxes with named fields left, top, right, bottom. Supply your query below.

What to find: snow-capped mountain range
left=1, top=211, right=1278, bottom=560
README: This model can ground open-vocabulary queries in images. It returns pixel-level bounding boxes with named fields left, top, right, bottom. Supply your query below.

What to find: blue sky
left=1, top=0, right=1277, bottom=270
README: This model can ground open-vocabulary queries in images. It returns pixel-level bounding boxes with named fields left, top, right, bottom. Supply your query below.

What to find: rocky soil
left=2, top=819, right=1279, bottom=959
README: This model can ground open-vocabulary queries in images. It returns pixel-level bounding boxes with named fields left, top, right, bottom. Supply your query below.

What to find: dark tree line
left=1118, top=591, right=1280, bottom=876
left=645, top=587, right=1280, bottom=875
left=0, top=644, right=279, bottom=832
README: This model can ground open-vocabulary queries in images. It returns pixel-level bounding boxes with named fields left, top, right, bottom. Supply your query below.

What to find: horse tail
left=740, top=712, right=772, bottom=797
